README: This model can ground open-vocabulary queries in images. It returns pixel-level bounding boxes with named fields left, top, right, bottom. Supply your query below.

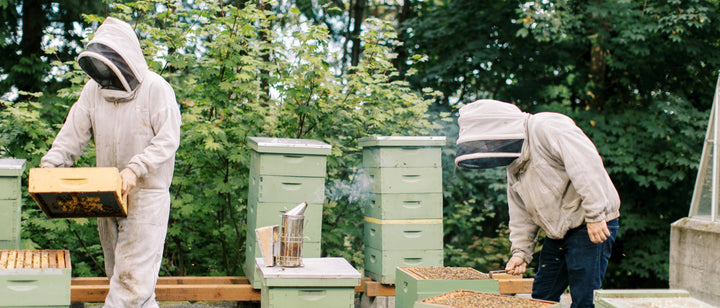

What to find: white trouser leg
left=99, top=189, right=170, bottom=308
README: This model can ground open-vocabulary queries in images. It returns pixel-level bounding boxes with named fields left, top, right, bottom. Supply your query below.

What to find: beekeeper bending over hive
left=455, top=99, right=620, bottom=308
left=40, top=17, right=181, bottom=307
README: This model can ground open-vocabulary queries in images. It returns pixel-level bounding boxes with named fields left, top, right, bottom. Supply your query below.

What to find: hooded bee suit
left=455, top=99, right=620, bottom=307
left=41, top=17, right=181, bottom=307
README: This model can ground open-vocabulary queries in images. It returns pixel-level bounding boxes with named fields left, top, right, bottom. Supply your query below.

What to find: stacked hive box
left=360, top=136, right=446, bottom=284
left=0, top=250, right=71, bottom=307
left=245, top=137, right=331, bottom=289
left=0, top=159, right=25, bottom=250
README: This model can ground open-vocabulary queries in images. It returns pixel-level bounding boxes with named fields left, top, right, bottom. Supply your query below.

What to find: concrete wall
left=669, top=217, right=720, bottom=305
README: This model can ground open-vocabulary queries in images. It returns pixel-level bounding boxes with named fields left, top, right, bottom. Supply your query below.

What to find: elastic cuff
left=127, top=163, right=145, bottom=179
left=585, top=213, right=607, bottom=223
left=513, top=252, right=533, bottom=265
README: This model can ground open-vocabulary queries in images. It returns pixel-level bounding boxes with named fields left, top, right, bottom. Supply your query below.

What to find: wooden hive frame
left=0, top=250, right=70, bottom=269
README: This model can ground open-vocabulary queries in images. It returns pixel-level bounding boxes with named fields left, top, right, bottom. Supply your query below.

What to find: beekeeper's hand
left=587, top=220, right=611, bottom=244
left=120, top=168, right=137, bottom=196
left=505, top=256, right=527, bottom=275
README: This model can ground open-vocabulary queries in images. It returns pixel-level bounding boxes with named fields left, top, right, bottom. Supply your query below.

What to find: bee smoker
left=255, top=201, right=307, bottom=267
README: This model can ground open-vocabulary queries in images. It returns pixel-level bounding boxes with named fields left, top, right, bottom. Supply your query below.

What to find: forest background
left=2, top=0, right=719, bottom=289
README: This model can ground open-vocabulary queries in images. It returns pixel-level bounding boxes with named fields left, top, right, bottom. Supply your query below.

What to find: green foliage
left=52, top=1, right=435, bottom=277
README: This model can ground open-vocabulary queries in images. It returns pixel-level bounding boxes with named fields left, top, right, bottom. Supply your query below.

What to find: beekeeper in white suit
left=455, top=99, right=620, bottom=308
left=41, top=17, right=181, bottom=307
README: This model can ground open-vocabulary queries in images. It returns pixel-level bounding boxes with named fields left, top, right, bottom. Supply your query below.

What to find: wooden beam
left=498, top=278, right=534, bottom=294
left=364, top=281, right=395, bottom=297
left=156, top=284, right=260, bottom=301
left=71, top=277, right=261, bottom=303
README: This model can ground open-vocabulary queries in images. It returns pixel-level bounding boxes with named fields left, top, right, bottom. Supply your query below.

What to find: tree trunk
left=16, top=0, right=47, bottom=95
left=350, top=0, right=366, bottom=68
left=393, top=0, right=412, bottom=79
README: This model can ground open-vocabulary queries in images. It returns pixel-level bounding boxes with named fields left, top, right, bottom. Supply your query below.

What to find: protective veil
left=455, top=100, right=620, bottom=264
left=455, top=99, right=528, bottom=168
left=41, top=17, right=181, bottom=307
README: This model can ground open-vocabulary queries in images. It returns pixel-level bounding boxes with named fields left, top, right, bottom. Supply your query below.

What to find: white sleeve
left=40, top=85, right=94, bottom=168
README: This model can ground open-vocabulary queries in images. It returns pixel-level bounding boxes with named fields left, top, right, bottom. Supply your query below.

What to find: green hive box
left=593, top=289, right=717, bottom=308
left=250, top=150, right=328, bottom=177
left=359, top=136, right=445, bottom=168
left=245, top=137, right=331, bottom=290
left=395, top=267, right=499, bottom=308
left=364, top=247, right=443, bottom=284
left=364, top=193, right=443, bottom=220
left=0, top=250, right=71, bottom=307
left=0, top=159, right=25, bottom=250
left=256, top=257, right=360, bottom=308
left=413, top=290, right=561, bottom=308
left=364, top=217, right=443, bottom=251
left=248, top=174, right=327, bottom=204
left=364, top=167, right=442, bottom=194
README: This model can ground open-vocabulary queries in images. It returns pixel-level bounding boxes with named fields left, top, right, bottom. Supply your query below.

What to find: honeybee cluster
left=56, top=195, right=103, bottom=213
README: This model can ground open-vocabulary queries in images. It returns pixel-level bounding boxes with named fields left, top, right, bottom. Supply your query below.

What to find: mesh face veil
left=455, top=100, right=529, bottom=169
left=77, top=43, right=139, bottom=92
left=78, top=56, right=125, bottom=90
left=455, top=139, right=524, bottom=169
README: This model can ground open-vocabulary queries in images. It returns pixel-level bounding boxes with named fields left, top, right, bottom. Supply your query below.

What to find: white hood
left=455, top=99, right=530, bottom=169
left=76, top=17, right=149, bottom=101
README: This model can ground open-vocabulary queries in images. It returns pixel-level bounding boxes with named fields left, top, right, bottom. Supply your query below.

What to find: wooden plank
left=72, top=276, right=252, bottom=286
left=70, top=281, right=262, bottom=302
left=364, top=281, right=395, bottom=297
left=498, top=278, right=534, bottom=294
left=41, top=250, right=49, bottom=269
left=0, top=250, right=8, bottom=269
left=71, top=285, right=109, bottom=302
left=23, top=250, right=33, bottom=268
left=156, top=276, right=250, bottom=285
left=15, top=249, right=23, bottom=269
left=72, top=277, right=109, bottom=285
left=32, top=250, right=40, bottom=268
left=57, top=250, right=66, bottom=269
left=491, top=273, right=523, bottom=280
left=155, top=284, right=261, bottom=301
left=49, top=250, right=57, bottom=269
left=63, top=250, right=71, bottom=268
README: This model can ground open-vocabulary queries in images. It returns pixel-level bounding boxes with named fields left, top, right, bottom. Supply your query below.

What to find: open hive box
left=29, top=167, right=127, bottom=218
left=0, top=250, right=72, bottom=307
left=414, top=290, right=560, bottom=308
left=396, top=267, right=500, bottom=308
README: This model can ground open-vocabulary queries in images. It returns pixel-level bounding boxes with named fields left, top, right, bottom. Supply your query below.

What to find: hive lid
left=0, top=159, right=26, bottom=176
left=247, top=137, right=331, bottom=155
left=256, top=257, right=361, bottom=287
left=359, top=136, right=446, bottom=148
left=0, top=250, right=71, bottom=270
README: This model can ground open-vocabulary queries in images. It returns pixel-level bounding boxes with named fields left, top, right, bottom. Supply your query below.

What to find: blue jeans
left=532, top=219, right=618, bottom=308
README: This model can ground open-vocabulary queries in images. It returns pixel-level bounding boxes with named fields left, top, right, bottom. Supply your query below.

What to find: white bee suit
left=41, top=17, right=181, bottom=307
